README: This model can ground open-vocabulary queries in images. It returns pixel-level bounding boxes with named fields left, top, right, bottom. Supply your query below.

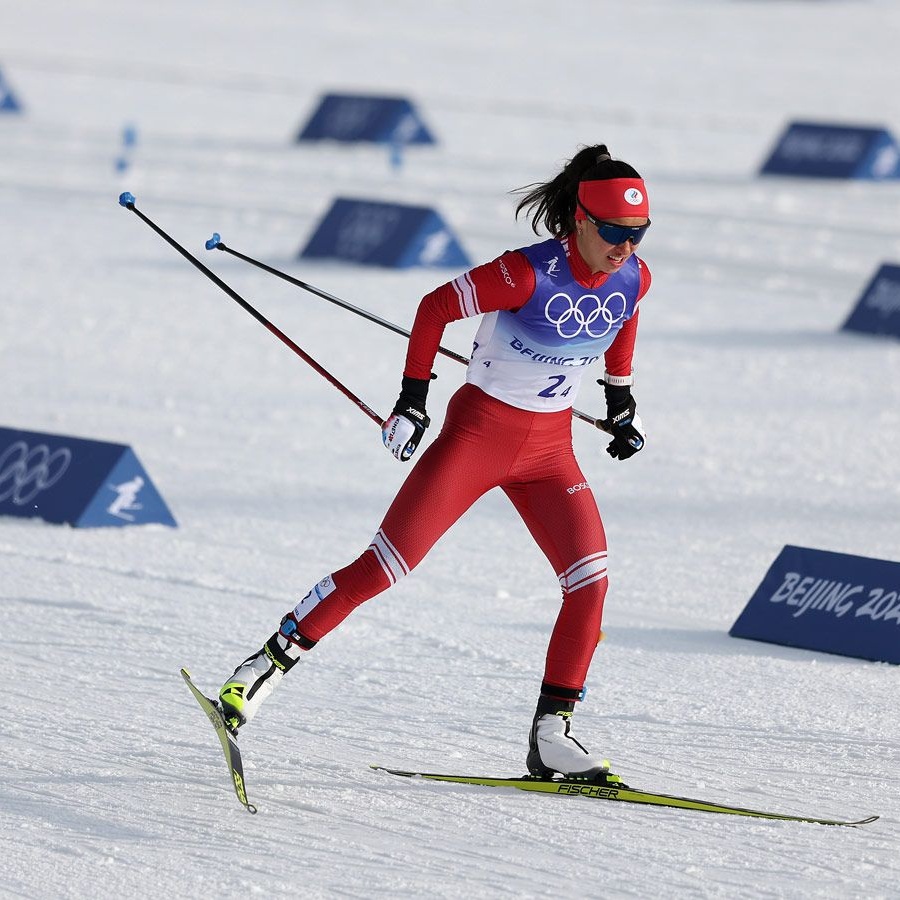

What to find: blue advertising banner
left=0, top=67, right=23, bottom=113
left=300, top=197, right=471, bottom=269
left=730, top=545, right=900, bottom=664
left=296, top=93, right=436, bottom=145
left=0, top=427, right=177, bottom=528
left=841, top=263, right=900, bottom=340
left=760, top=121, right=900, bottom=180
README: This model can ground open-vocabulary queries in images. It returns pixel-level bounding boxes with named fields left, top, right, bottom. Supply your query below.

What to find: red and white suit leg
left=502, top=460, right=608, bottom=696
left=289, top=384, right=608, bottom=697
left=291, top=387, right=511, bottom=642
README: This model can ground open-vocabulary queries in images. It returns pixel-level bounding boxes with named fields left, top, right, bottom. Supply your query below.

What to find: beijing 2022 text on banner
left=296, top=93, right=435, bottom=146
left=730, top=545, right=900, bottom=664
left=0, top=426, right=176, bottom=528
left=300, top=197, right=470, bottom=269
left=760, top=121, right=900, bottom=179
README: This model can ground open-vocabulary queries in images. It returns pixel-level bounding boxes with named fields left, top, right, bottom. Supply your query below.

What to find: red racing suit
left=290, top=234, right=651, bottom=698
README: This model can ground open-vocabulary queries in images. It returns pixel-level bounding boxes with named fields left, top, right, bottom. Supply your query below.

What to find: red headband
left=575, top=178, right=649, bottom=220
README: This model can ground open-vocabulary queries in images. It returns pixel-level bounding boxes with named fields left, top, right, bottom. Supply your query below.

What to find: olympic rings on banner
left=0, top=441, right=72, bottom=506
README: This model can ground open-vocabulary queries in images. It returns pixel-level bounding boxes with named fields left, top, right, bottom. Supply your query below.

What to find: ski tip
left=205, top=232, right=222, bottom=250
left=371, top=764, right=414, bottom=778
left=118, top=191, right=136, bottom=208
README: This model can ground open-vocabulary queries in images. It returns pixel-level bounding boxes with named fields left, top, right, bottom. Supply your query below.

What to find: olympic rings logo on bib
left=544, top=291, right=627, bottom=339
left=0, top=441, right=72, bottom=506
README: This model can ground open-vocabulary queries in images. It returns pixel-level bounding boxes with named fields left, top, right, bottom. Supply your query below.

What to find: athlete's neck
left=562, top=234, right=609, bottom=287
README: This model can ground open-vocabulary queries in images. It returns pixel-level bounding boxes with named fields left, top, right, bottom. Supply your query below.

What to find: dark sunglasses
left=579, top=203, right=651, bottom=245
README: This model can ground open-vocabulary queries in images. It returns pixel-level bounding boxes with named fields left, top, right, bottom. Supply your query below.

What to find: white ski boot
left=526, top=697, right=609, bottom=778
left=219, top=613, right=307, bottom=731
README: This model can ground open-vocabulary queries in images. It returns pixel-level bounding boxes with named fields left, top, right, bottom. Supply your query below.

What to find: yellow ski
left=371, top=766, right=878, bottom=827
left=182, top=668, right=257, bottom=814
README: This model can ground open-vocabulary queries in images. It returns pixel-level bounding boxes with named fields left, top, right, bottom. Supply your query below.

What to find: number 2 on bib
left=538, top=375, right=572, bottom=398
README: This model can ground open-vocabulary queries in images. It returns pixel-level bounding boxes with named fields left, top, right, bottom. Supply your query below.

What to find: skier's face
left=575, top=216, right=648, bottom=275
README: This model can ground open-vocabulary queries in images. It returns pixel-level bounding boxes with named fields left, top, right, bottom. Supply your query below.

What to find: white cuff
left=602, top=370, right=634, bottom=387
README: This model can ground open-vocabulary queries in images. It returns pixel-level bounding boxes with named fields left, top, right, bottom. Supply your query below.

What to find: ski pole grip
left=205, top=232, right=222, bottom=251
left=118, top=191, right=136, bottom=208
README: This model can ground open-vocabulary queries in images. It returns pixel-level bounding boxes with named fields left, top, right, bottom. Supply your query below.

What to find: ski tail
left=182, top=668, right=257, bottom=814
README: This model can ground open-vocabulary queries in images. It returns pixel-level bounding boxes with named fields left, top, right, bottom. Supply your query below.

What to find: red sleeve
left=403, top=251, right=536, bottom=380
left=603, top=257, right=651, bottom=379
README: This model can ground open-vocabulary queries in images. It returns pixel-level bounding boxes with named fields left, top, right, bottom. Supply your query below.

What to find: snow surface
left=2, top=1, right=900, bottom=897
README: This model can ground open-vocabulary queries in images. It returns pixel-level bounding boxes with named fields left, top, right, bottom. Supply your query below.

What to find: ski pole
left=117, top=193, right=383, bottom=426
left=204, top=235, right=611, bottom=435
left=205, top=233, right=470, bottom=365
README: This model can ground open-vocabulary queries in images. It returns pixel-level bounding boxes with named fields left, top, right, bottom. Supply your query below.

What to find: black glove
left=382, top=376, right=432, bottom=462
left=600, top=381, right=645, bottom=461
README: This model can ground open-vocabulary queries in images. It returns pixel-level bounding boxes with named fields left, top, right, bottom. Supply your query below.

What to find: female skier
left=218, top=144, right=652, bottom=778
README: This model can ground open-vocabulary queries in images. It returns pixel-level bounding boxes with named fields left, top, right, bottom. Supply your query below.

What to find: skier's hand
left=382, top=376, right=431, bottom=462
left=600, top=382, right=645, bottom=461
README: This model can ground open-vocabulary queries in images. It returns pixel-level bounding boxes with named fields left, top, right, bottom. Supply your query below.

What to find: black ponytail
left=514, top=144, right=642, bottom=238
